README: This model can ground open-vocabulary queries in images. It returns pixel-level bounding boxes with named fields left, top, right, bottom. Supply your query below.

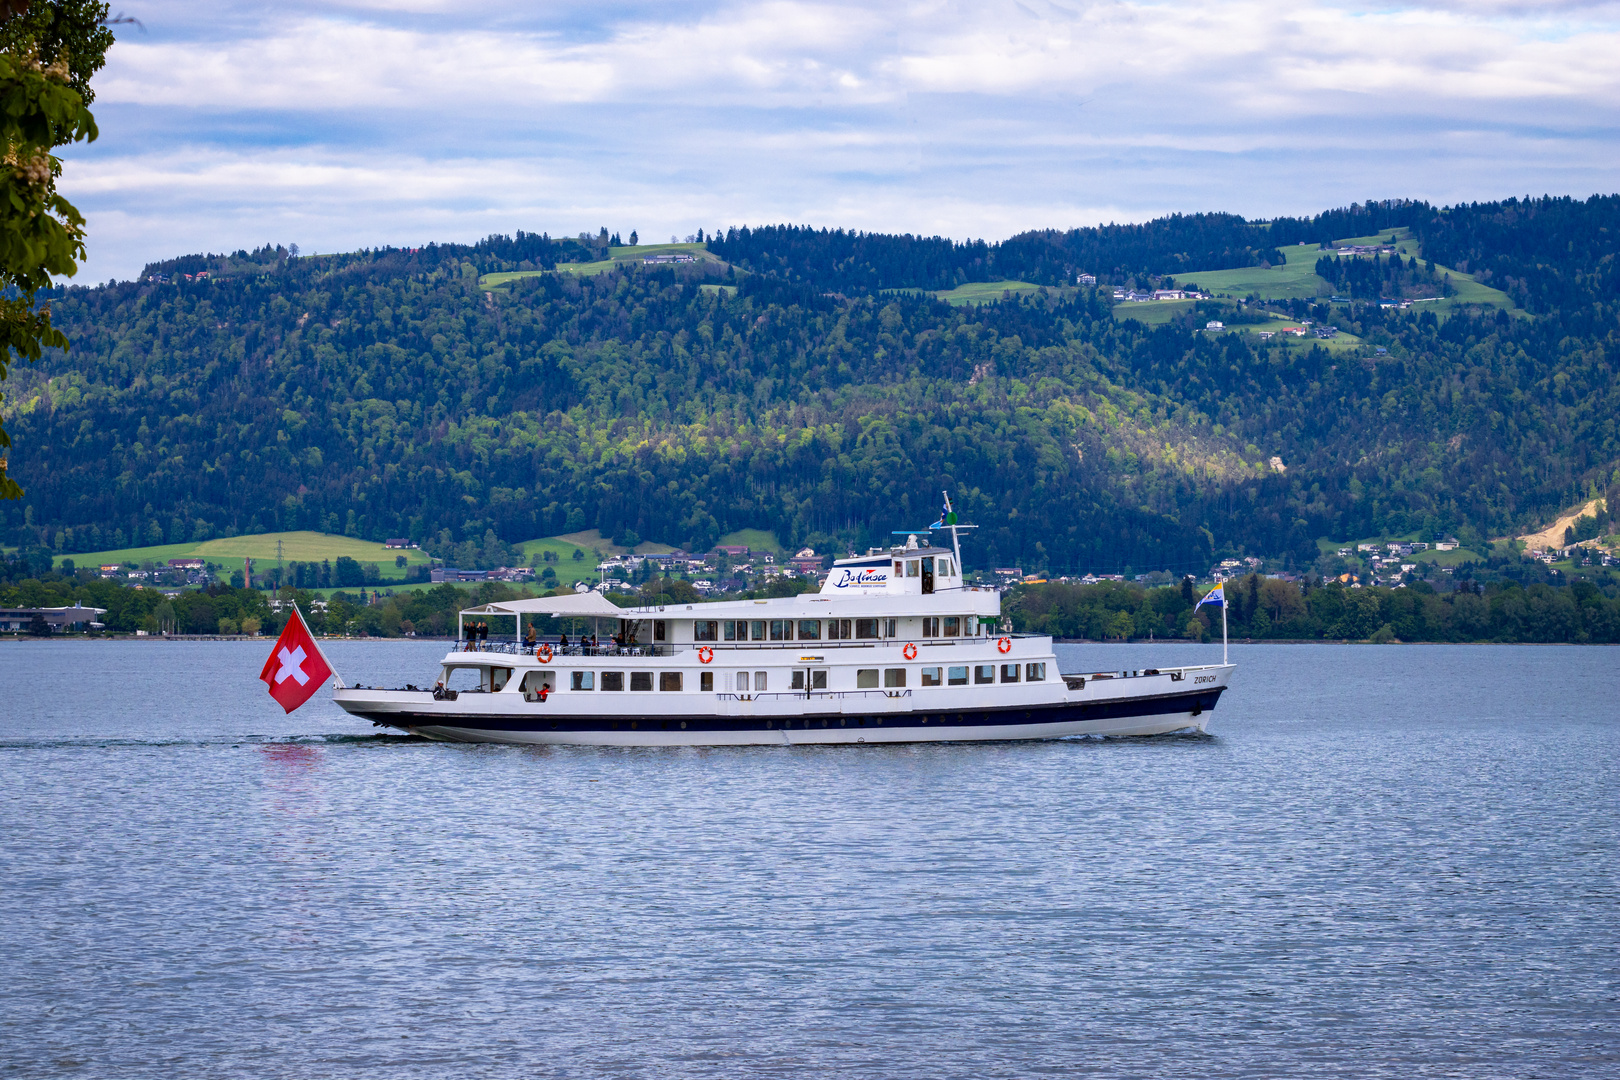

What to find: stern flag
left=259, top=606, right=334, bottom=714
left=1196, top=583, right=1226, bottom=609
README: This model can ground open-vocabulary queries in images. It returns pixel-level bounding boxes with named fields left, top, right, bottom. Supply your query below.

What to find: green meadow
left=53, top=531, right=433, bottom=579
left=1155, top=227, right=1518, bottom=316
left=480, top=243, right=725, bottom=290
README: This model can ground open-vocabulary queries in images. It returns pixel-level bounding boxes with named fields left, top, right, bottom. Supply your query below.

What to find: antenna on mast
left=934, top=490, right=975, bottom=575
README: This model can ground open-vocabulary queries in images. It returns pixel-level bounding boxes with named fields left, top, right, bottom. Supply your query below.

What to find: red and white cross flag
left=258, top=606, right=335, bottom=713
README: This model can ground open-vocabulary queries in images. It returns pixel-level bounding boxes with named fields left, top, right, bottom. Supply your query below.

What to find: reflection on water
left=0, top=640, right=1616, bottom=1078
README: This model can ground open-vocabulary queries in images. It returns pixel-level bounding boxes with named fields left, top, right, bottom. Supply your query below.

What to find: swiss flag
left=258, top=606, right=334, bottom=713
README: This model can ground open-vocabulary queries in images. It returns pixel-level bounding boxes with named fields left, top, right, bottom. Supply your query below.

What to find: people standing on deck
left=560, top=631, right=569, bottom=651
left=525, top=623, right=536, bottom=649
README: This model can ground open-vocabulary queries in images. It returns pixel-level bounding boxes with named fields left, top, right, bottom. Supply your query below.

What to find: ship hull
left=336, top=682, right=1227, bottom=746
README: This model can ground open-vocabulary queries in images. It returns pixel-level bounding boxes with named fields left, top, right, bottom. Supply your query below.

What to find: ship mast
left=937, top=490, right=974, bottom=578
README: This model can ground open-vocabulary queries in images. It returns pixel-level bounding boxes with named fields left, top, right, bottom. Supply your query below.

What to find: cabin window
left=893, top=560, right=903, bottom=576
left=601, top=671, right=625, bottom=692
left=754, top=671, right=768, bottom=691
left=921, top=667, right=942, bottom=687
left=723, top=620, right=739, bottom=641
left=521, top=672, right=551, bottom=699
left=943, top=616, right=960, bottom=636
left=922, top=617, right=939, bottom=637
left=856, top=668, right=880, bottom=689
left=490, top=668, right=512, bottom=692
left=770, top=620, right=791, bottom=641
left=975, top=664, right=995, bottom=685
left=570, top=671, right=594, bottom=691
left=948, top=665, right=969, bottom=686
left=660, top=672, right=683, bottom=691
left=791, top=670, right=803, bottom=690
left=631, top=672, right=654, bottom=691
left=885, top=619, right=897, bottom=638
left=654, top=620, right=667, bottom=642
left=1025, top=663, right=1046, bottom=682
left=735, top=671, right=750, bottom=691
left=700, top=671, right=714, bottom=692
left=798, top=620, right=821, bottom=640
left=855, top=618, right=881, bottom=640
left=940, top=558, right=952, bottom=577
left=751, top=620, right=767, bottom=641
left=884, top=668, right=907, bottom=688
left=694, top=621, right=718, bottom=642
left=811, top=669, right=827, bottom=690
left=827, top=619, right=852, bottom=640
left=906, top=560, right=919, bottom=577
left=1001, top=664, right=1020, bottom=683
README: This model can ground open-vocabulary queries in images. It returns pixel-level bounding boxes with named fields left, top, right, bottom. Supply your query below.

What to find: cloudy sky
left=61, top=0, right=1620, bottom=281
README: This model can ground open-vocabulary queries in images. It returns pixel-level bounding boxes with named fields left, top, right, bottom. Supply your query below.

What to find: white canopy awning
left=460, top=593, right=628, bottom=619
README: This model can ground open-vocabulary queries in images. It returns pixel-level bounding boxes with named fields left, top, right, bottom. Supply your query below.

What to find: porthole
left=681, top=721, right=687, bottom=729
left=766, top=720, right=774, bottom=728
left=630, top=721, right=638, bottom=730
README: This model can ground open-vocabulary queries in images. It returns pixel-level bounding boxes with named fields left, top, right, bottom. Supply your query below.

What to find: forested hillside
left=4, top=195, right=1618, bottom=575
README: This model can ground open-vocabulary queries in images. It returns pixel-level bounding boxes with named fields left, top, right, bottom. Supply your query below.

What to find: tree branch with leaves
left=0, top=0, right=111, bottom=499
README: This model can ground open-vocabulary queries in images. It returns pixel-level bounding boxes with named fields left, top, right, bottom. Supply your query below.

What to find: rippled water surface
left=2, top=640, right=1617, bottom=1078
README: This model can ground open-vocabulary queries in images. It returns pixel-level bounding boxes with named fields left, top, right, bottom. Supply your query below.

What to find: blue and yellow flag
left=1196, top=583, right=1225, bottom=609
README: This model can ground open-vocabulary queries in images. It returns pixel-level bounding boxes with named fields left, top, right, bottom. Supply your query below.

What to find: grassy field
left=481, top=243, right=725, bottom=290
left=929, top=280, right=1077, bottom=306
left=716, top=528, right=784, bottom=556
left=1167, top=228, right=1517, bottom=316
left=1111, top=298, right=1197, bottom=325
left=54, top=531, right=433, bottom=579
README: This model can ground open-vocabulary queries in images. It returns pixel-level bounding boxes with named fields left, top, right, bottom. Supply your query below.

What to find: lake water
left=2, top=640, right=1616, bottom=1078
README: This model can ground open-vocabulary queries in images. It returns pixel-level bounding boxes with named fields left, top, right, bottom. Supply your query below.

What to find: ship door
left=921, top=556, right=935, bottom=595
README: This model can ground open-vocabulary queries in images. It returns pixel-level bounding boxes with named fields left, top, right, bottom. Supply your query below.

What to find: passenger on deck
left=525, top=624, right=536, bottom=648
left=560, top=632, right=569, bottom=650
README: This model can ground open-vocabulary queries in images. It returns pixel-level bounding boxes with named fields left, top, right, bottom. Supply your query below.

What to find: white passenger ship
left=334, top=524, right=1235, bottom=746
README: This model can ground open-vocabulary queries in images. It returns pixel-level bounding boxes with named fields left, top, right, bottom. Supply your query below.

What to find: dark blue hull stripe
left=357, top=687, right=1225, bottom=735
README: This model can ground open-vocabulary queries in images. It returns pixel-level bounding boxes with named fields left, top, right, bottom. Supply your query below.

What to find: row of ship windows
left=691, top=618, right=984, bottom=642
left=533, top=663, right=1048, bottom=694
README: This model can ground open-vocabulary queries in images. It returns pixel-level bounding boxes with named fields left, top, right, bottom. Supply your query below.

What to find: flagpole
left=1222, top=598, right=1228, bottom=666
left=292, top=600, right=346, bottom=688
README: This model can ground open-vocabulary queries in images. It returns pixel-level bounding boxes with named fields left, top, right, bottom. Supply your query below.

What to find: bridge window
left=884, top=668, right=906, bottom=688
left=948, top=665, right=968, bottom=686
left=601, top=671, right=624, bottom=691
left=855, top=618, right=880, bottom=639
left=723, top=620, right=740, bottom=641
left=770, top=620, right=791, bottom=641
left=906, top=560, right=919, bottom=577
left=751, top=620, right=767, bottom=641
left=797, top=620, right=821, bottom=640
left=694, top=621, right=718, bottom=642
left=631, top=672, right=653, bottom=691
left=921, top=667, right=942, bottom=687
left=856, top=668, right=879, bottom=689
left=828, top=619, right=852, bottom=640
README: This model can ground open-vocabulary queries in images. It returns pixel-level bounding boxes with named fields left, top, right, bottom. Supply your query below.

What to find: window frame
left=601, top=671, right=625, bottom=692
left=660, top=671, right=683, bottom=692
left=974, top=664, right=995, bottom=685
left=947, top=665, right=969, bottom=686
left=920, top=666, right=942, bottom=687
left=570, top=671, right=594, bottom=691
left=630, top=671, right=654, bottom=691
left=694, top=621, right=718, bottom=642
left=884, top=668, right=907, bottom=688
left=856, top=668, right=880, bottom=689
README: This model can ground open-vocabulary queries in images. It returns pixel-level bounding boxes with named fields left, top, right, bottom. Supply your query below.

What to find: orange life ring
left=902, top=642, right=918, bottom=660
left=997, top=637, right=1012, bottom=654
left=697, top=646, right=714, bottom=664
left=537, top=643, right=553, bottom=663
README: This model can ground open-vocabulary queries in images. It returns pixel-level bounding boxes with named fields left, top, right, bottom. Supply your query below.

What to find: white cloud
left=54, top=0, right=1620, bottom=280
